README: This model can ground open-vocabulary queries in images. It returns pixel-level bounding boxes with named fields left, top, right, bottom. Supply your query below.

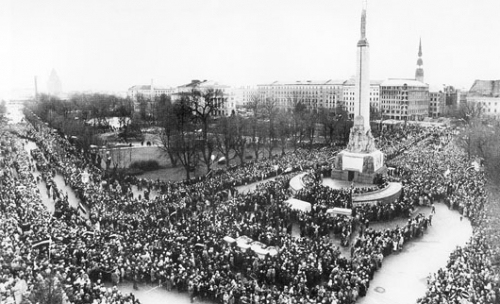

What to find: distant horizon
left=6, top=75, right=485, bottom=99
left=2, top=0, right=500, bottom=99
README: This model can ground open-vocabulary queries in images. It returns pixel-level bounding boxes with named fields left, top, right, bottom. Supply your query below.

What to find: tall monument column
left=355, top=0, right=371, bottom=132
left=332, top=0, right=386, bottom=184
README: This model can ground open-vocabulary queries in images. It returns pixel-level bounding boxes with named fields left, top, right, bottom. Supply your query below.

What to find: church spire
left=418, top=37, right=422, bottom=57
left=415, top=38, right=424, bottom=83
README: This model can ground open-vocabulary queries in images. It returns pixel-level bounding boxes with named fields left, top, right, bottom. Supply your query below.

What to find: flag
left=20, top=223, right=31, bottom=232
left=78, top=202, right=87, bottom=214
left=444, top=168, right=451, bottom=177
left=32, top=238, right=52, bottom=249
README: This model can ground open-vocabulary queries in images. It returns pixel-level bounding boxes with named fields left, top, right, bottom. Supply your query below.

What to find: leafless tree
left=453, top=100, right=484, bottom=124
left=246, top=94, right=265, bottom=161
left=262, top=97, right=279, bottom=158
left=275, top=110, right=292, bottom=155
left=170, top=96, right=200, bottom=180
left=214, top=116, right=237, bottom=167
left=157, top=97, right=180, bottom=167
left=232, top=115, right=248, bottom=165
left=189, top=88, right=224, bottom=173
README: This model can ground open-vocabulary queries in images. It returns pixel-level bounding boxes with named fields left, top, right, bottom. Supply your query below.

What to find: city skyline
left=2, top=0, right=500, bottom=98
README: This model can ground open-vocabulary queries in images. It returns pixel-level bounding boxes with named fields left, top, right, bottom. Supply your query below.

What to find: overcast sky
left=2, top=0, right=500, bottom=97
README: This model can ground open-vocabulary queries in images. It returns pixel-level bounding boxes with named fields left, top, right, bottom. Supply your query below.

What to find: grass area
left=104, top=143, right=320, bottom=182
left=105, top=146, right=210, bottom=181
left=107, top=146, right=168, bottom=168
left=130, top=160, right=160, bottom=171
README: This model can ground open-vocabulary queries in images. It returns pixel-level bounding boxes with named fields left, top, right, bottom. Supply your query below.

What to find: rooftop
left=258, top=80, right=346, bottom=86
left=381, top=79, right=428, bottom=88
left=343, top=79, right=383, bottom=86
left=128, top=85, right=170, bottom=91
left=178, top=80, right=230, bottom=89
left=468, top=80, right=500, bottom=97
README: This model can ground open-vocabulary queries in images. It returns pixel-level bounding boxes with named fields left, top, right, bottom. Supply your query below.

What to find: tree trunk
left=168, top=152, right=178, bottom=167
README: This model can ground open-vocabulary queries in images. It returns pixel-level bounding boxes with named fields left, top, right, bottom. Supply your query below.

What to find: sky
left=2, top=0, right=500, bottom=98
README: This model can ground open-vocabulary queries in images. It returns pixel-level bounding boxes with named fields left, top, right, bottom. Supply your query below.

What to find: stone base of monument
left=332, top=149, right=386, bottom=184
left=331, top=167, right=387, bottom=184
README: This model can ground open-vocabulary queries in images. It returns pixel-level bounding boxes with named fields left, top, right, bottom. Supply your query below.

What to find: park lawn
left=107, top=146, right=207, bottom=181
left=137, top=166, right=207, bottom=181
left=107, top=146, right=168, bottom=168
left=110, top=144, right=308, bottom=182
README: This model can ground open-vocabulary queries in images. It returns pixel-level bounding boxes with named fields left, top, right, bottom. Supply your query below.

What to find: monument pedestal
left=331, top=115, right=386, bottom=184
left=332, top=149, right=386, bottom=184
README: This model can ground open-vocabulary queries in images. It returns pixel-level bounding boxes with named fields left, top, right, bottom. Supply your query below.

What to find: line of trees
left=25, top=90, right=353, bottom=179
left=25, top=93, right=136, bottom=148
left=454, top=100, right=500, bottom=185
left=157, top=89, right=351, bottom=179
left=0, top=100, right=6, bottom=118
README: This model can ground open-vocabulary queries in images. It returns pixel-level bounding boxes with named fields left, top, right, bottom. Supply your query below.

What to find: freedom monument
left=331, top=0, right=386, bottom=184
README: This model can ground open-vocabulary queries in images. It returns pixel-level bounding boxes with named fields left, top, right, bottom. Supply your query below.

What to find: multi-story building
left=174, top=80, right=235, bottom=116
left=429, top=85, right=445, bottom=118
left=257, top=80, right=345, bottom=111
left=342, top=79, right=382, bottom=117
left=380, top=79, right=429, bottom=120
left=467, top=80, right=500, bottom=116
left=429, top=85, right=460, bottom=118
left=376, top=38, right=430, bottom=121
left=47, top=69, right=63, bottom=97
left=127, top=84, right=173, bottom=101
left=127, top=83, right=173, bottom=115
left=231, top=86, right=257, bottom=108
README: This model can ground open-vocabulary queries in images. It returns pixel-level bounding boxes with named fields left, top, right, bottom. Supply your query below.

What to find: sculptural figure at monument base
left=345, top=116, right=377, bottom=154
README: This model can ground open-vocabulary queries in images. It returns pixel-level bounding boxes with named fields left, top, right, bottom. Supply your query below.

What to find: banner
left=32, top=238, right=52, bottom=249
left=342, top=155, right=364, bottom=172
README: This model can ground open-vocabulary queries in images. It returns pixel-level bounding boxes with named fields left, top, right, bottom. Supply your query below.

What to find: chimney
left=34, top=76, right=38, bottom=101
left=150, top=79, right=154, bottom=101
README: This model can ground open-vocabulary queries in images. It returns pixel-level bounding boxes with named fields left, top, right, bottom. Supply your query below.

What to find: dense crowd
left=1, top=116, right=499, bottom=304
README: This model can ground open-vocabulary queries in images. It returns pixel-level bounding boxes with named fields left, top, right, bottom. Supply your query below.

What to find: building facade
left=257, top=80, right=345, bottom=111
left=231, top=86, right=257, bottom=108
left=342, top=79, right=381, bottom=117
left=380, top=79, right=429, bottom=120
left=467, top=80, right=500, bottom=116
left=429, top=85, right=460, bottom=117
left=47, top=69, right=63, bottom=97
left=127, top=85, right=173, bottom=101
left=174, top=80, right=235, bottom=117
left=429, top=85, right=445, bottom=118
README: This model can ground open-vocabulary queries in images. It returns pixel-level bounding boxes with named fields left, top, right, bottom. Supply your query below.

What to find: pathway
left=23, top=140, right=89, bottom=219
left=358, top=203, right=472, bottom=304
left=23, top=141, right=56, bottom=214
left=236, top=176, right=279, bottom=194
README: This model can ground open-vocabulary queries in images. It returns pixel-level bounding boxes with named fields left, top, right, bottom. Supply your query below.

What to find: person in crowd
left=1, top=117, right=498, bottom=304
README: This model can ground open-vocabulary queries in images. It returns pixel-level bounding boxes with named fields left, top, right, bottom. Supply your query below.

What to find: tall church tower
left=415, top=38, right=424, bottom=83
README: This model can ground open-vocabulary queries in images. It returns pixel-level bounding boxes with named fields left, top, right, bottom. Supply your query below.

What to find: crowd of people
left=1, top=115, right=499, bottom=304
